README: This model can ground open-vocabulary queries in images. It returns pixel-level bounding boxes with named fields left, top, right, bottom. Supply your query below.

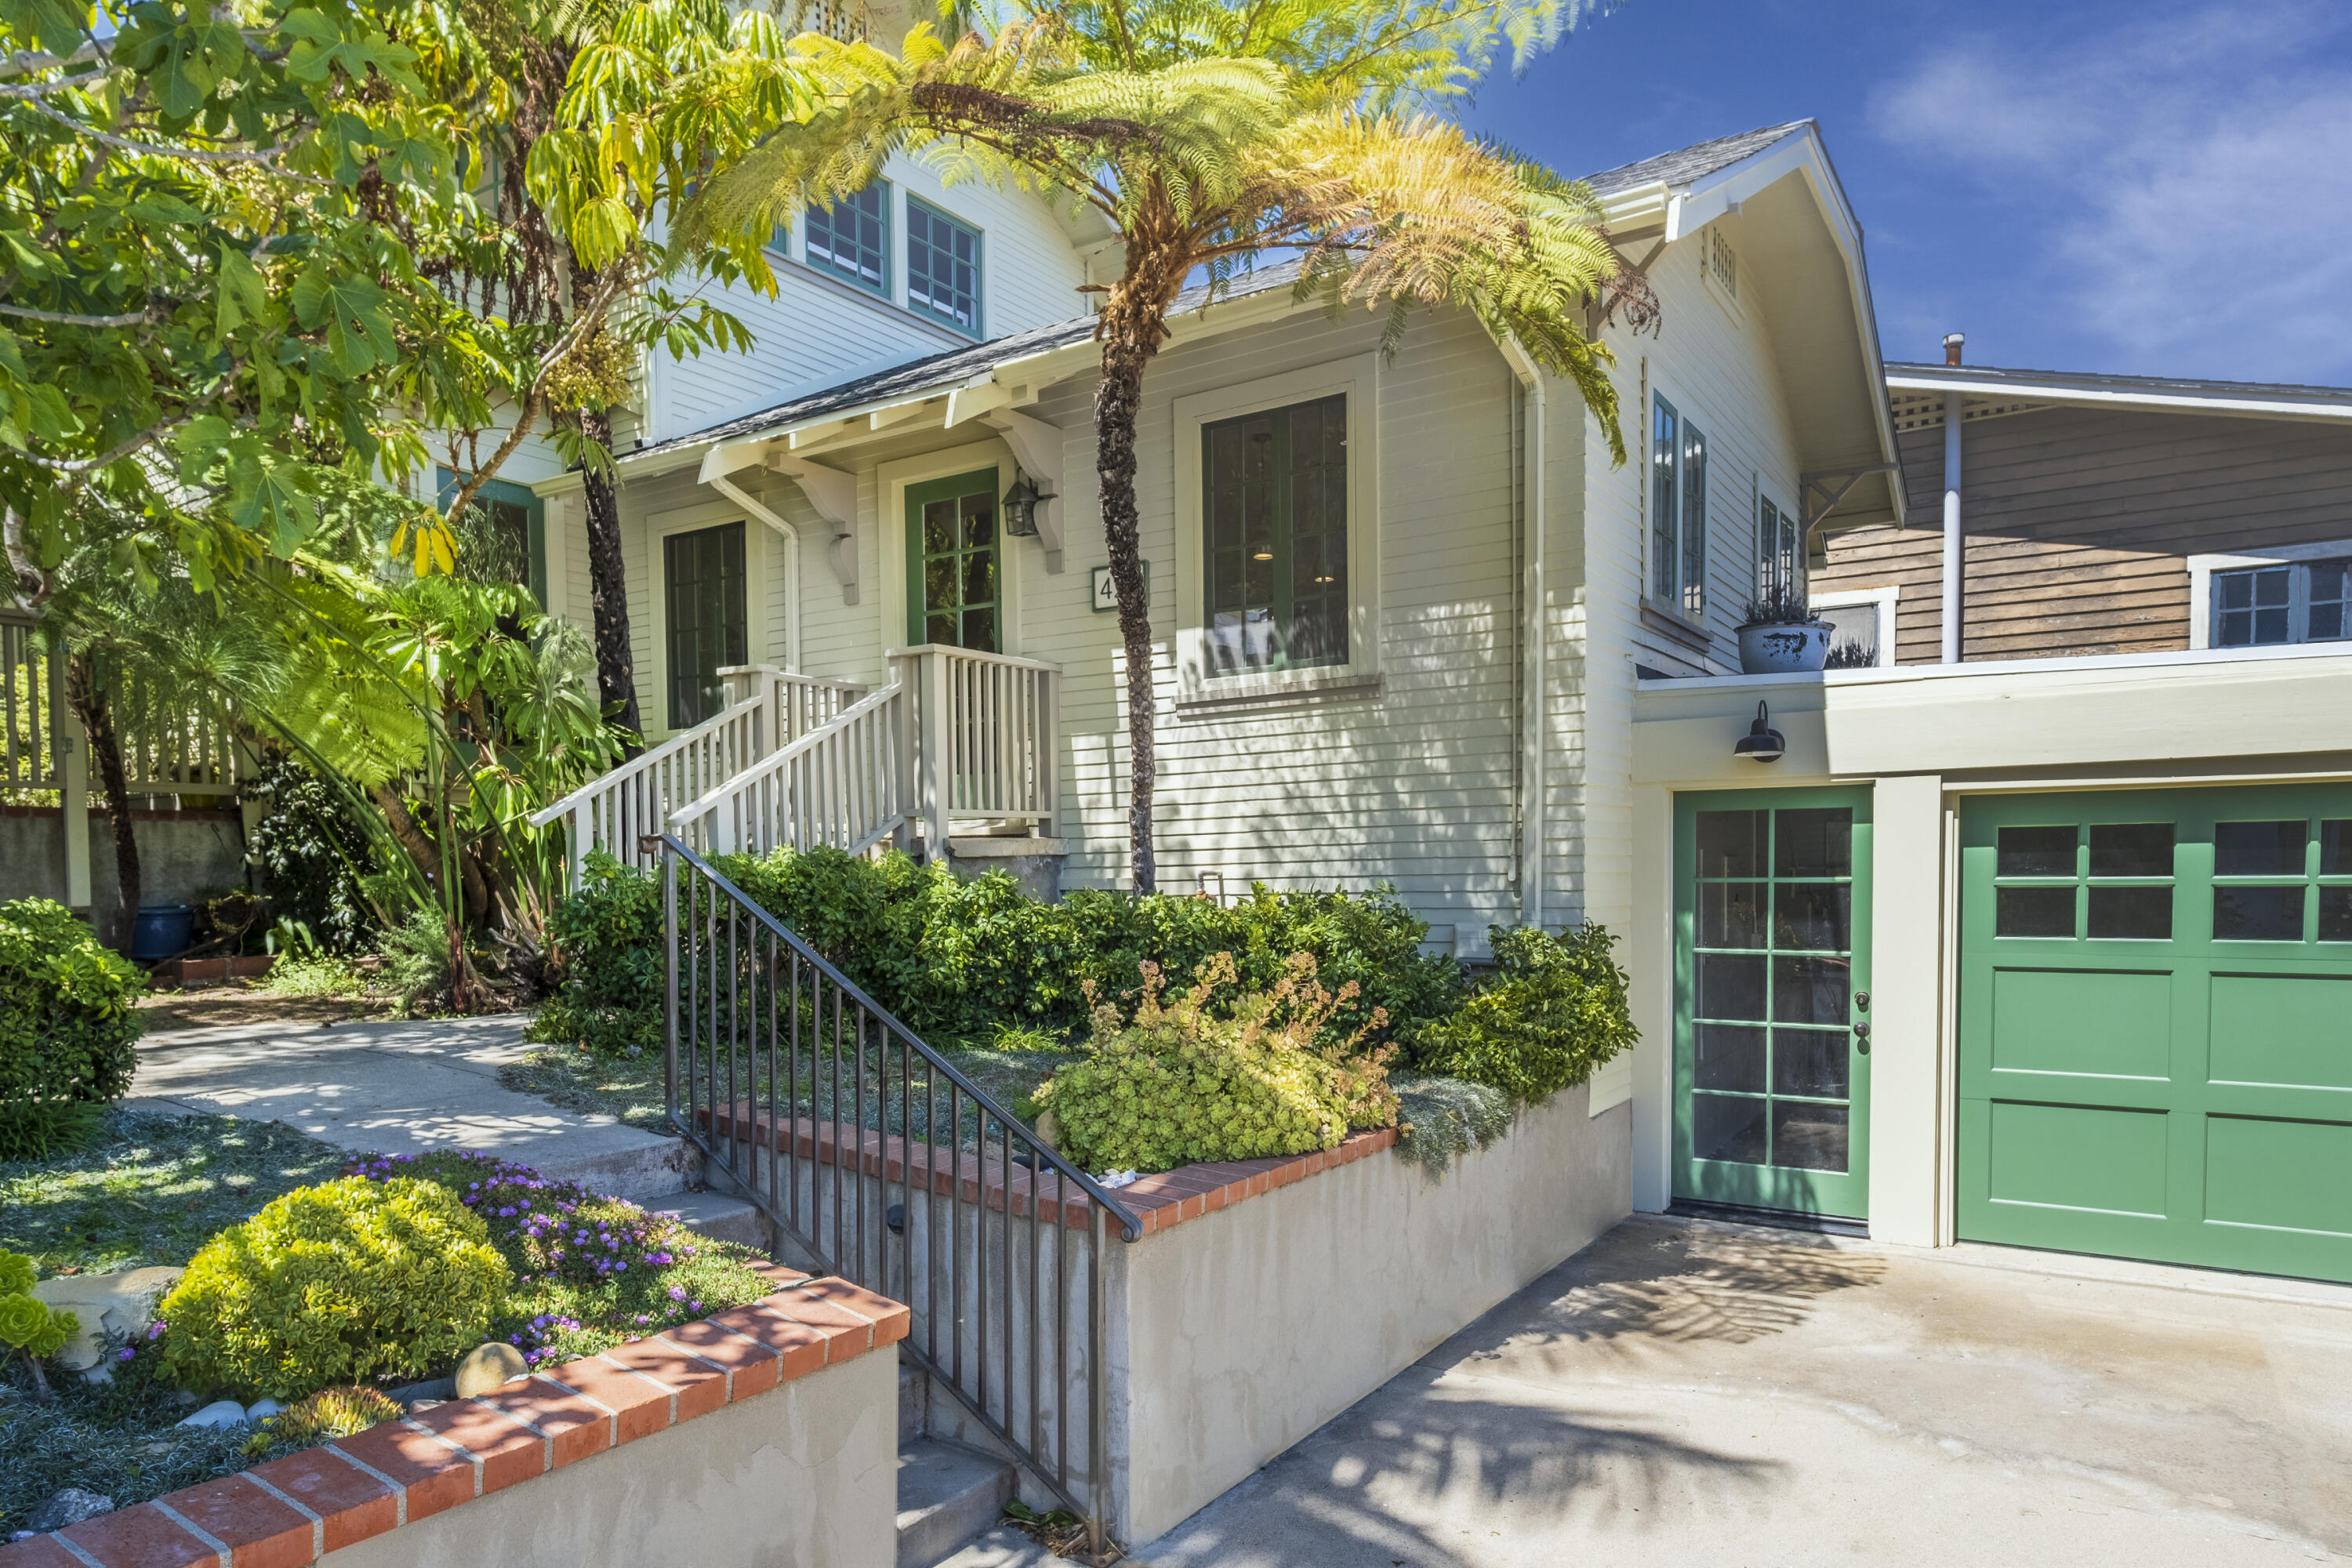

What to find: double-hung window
left=1203, top=394, right=1348, bottom=677
left=803, top=183, right=889, bottom=296
left=1757, top=493, right=1800, bottom=604
left=1651, top=394, right=1709, bottom=618
left=906, top=197, right=982, bottom=336
left=2211, top=557, right=2352, bottom=648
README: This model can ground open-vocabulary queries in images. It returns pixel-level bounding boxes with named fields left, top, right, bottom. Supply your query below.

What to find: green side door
left=1674, top=786, right=1875, bottom=1220
left=1958, top=786, right=2352, bottom=1283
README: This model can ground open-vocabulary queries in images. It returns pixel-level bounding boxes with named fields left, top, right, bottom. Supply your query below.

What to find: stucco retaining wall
left=1105, top=1083, right=1632, bottom=1543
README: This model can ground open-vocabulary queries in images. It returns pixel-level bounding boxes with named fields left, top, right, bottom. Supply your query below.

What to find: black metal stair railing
left=658, top=834, right=1140, bottom=1559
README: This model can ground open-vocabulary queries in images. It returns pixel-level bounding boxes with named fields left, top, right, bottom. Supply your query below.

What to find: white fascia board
left=1884, top=371, right=2352, bottom=425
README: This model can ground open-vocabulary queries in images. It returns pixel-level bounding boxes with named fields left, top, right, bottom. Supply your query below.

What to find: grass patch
left=0, top=1110, right=347, bottom=1278
left=1391, top=1073, right=1519, bottom=1174
left=255, top=954, right=371, bottom=999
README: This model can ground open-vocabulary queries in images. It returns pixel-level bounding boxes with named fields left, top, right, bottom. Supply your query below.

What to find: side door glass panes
left=1690, top=806, right=1855, bottom=1174
left=2214, top=819, right=2308, bottom=941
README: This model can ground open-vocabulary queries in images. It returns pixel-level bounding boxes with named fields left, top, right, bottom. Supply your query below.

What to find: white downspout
left=1498, top=339, right=1546, bottom=933
left=706, top=472, right=804, bottom=673
left=1940, top=335, right=1965, bottom=664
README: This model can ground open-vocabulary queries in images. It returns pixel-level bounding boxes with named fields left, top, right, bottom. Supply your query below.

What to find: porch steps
left=648, top=1188, right=772, bottom=1250
left=928, top=1526, right=1087, bottom=1567
left=898, top=1438, right=1016, bottom=1568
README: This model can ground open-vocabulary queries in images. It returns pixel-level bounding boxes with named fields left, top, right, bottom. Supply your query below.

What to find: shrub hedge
left=1417, top=924, right=1638, bottom=1104
left=0, top=898, right=145, bottom=1159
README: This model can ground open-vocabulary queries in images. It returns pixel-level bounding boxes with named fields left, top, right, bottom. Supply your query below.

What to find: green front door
left=1674, top=788, right=1874, bottom=1219
left=906, top=470, right=1001, bottom=651
left=1958, top=786, right=2352, bottom=1283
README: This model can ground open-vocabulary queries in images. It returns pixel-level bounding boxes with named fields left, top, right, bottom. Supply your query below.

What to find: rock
left=453, top=1341, right=528, bottom=1397
left=26, top=1489, right=115, bottom=1532
left=387, top=1375, right=456, bottom=1410
left=178, top=1399, right=249, bottom=1430
left=31, top=1267, right=183, bottom=1372
left=245, top=1398, right=284, bottom=1424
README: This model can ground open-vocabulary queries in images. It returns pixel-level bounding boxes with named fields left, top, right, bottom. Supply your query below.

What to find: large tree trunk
left=576, top=405, right=643, bottom=756
left=64, top=652, right=139, bottom=952
left=1092, top=259, right=1185, bottom=895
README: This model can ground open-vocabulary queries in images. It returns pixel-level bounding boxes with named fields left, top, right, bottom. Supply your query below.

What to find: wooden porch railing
left=531, top=666, right=865, bottom=886
left=668, top=682, right=909, bottom=859
left=891, top=644, right=1060, bottom=854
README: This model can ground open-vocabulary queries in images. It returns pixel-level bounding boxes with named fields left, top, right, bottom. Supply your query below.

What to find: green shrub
left=1, top=1249, right=78, bottom=1398
left=0, top=899, right=144, bottom=1159
left=158, top=1176, right=510, bottom=1401
left=1038, top=953, right=1398, bottom=1174
left=528, top=851, right=664, bottom=1058
left=259, top=953, right=368, bottom=999
left=243, top=756, right=375, bottom=954
left=1417, top=924, right=1637, bottom=1105
left=244, top=1385, right=403, bottom=1457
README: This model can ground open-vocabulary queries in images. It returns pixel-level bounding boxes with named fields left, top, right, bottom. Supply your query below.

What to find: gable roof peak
left=1579, top=119, right=1820, bottom=198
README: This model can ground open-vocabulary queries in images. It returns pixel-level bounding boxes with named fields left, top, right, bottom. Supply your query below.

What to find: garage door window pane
left=2088, top=885, right=2171, bottom=940
left=2216, top=820, right=2305, bottom=876
left=1694, top=1024, right=1767, bottom=1092
left=2321, top=887, right=2352, bottom=942
left=2215, top=884, right=2305, bottom=942
left=2321, top=820, right=2352, bottom=876
left=1693, top=1094, right=1768, bottom=1164
left=1697, top=810, right=1766, bottom=878
left=1997, top=884, right=2075, bottom=938
left=1771, top=1102, right=1849, bottom=1173
left=1998, top=824, right=2077, bottom=877
left=2089, top=823, right=2172, bottom=877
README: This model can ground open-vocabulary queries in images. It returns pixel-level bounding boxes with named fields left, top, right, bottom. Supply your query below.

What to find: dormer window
left=906, top=197, right=982, bottom=336
left=804, top=183, right=890, bottom=296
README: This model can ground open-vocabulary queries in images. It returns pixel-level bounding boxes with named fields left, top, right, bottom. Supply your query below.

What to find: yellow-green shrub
left=159, top=1177, right=510, bottom=1401
left=1038, top=954, right=1397, bottom=1175
left=245, top=1385, right=404, bottom=1457
left=1417, top=924, right=1637, bottom=1104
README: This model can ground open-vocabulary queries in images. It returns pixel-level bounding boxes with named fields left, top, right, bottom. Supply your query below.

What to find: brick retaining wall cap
left=0, top=1274, right=908, bottom=1568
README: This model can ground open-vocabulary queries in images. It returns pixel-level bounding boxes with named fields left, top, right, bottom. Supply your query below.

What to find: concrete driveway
left=1131, top=1215, right=2352, bottom=1566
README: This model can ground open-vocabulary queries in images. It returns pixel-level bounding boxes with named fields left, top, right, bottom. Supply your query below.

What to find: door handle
left=1853, top=1021, right=1871, bottom=1054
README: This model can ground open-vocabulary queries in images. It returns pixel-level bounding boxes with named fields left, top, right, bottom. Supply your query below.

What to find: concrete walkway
left=1132, top=1214, right=2352, bottom=1567
left=128, top=1015, right=695, bottom=1201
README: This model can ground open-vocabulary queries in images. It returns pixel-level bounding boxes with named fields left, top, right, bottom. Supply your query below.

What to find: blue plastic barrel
left=130, top=905, right=195, bottom=961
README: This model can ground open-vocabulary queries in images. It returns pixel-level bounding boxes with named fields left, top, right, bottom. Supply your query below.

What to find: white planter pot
left=1737, top=619, right=1833, bottom=674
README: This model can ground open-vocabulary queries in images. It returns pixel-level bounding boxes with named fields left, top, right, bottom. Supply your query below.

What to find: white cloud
left=1868, top=2, right=2352, bottom=382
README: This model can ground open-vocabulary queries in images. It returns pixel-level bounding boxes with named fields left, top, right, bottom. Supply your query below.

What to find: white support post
left=59, top=679, right=91, bottom=911
left=888, top=652, right=918, bottom=854
left=1940, top=390, right=1964, bottom=664
left=918, top=651, right=951, bottom=860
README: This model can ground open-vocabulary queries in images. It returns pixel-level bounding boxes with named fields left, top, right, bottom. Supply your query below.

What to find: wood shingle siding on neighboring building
left=1815, top=405, right=2352, bottom=662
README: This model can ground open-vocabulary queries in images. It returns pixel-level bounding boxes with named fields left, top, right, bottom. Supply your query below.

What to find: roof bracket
left=1799, top=462, right=1897, bottom=529
left=767, top=451, right=861, bottom=604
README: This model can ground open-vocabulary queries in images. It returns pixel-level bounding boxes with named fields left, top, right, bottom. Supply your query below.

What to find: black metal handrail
left=659, top=834, right=1137, bottom=1558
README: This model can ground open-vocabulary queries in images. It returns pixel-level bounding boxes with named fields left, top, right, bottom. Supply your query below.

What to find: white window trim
left=2187, top=537, right=2352, bottom=650
left=1808, top=583, right=1900, bottom=667
left=877, top=438, right=1022, bottom=659
left=1172, top=353, right=1381, bottom=701
left=1644, top=385, right=1708, bottom=630
left=648, top=497, right=771, bottom=741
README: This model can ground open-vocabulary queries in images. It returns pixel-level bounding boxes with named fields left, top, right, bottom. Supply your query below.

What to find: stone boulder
left=31, top=1267, right=183, bottom=1371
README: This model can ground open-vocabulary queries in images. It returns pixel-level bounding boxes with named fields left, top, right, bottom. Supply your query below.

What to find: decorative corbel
left=768, top=451, right=861, bottom=604
left=978, top=408, right=1067, bottom=572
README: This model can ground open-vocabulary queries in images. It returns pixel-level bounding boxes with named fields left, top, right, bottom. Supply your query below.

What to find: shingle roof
left=1579, top=120, right=1815, bottom=198
left=1886, top=361, right=2352, bottom=407
left=630, top=261, right=1305, bottom=463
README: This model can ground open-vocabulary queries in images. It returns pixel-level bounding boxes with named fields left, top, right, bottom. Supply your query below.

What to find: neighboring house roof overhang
left=1886, top=361, right=2352, bottom=428
left=1590, top=120, right=1903, bottom=530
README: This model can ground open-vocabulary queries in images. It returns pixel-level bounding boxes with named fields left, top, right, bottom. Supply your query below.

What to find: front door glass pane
left=913, top=479, right=1000, bottom=652
left=1689, top=804, right=1857, bottom=1175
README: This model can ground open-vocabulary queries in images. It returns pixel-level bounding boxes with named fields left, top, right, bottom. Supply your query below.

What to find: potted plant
left=1736, top=590, right=1835, bottom=674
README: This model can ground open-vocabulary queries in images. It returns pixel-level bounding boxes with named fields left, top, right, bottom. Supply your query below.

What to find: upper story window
left=1651, top=394, right=1708, bottom=619
left=906, top=197, right=982, bottom=336
left=1757, top=492, right=1798, bottom=604
left=2212, top=558, right=2351, bottom=647
left=1203, top=394, right=1348, bottom=677
left=804, top=183, right=890, bottom=296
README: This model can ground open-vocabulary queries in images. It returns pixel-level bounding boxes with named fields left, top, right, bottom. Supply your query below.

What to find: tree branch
left=24, top=94, right=315, bottom=173
left=0, top=301, right=147, bottom=325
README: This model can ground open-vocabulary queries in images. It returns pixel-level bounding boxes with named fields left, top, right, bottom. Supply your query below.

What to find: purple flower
left=148, top=1322, right=166, bottom=1340
left=668, top=1287, right=686, bottom=1301
left=117, top=1347, right=136, bottom=1363
left=688, top=1301, right=701, bottom=1313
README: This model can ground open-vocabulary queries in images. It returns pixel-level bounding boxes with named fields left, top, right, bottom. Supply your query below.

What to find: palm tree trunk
left=576, top=405, right=643, bottom=756
left=1094, top=324, right=1160, bottom=895
left=64, top=652, right=139, bottom=952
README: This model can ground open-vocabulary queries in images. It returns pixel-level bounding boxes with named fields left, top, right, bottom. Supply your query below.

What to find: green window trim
left=905, top=195, right=982, bottom=337
left=801, top=182, right=891, bottom=297
left=1201, top=393, right=1348, bottom=678
left=435, top=468, right=546, bottom=608
left=905, top=469, right=1002, bottom=652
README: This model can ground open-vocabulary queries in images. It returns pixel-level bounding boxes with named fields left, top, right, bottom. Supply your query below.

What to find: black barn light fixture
left=1733, top=700, right=1785, bottom=763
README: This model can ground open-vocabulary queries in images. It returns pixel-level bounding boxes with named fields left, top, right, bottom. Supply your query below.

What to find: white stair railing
left=668, top=682, right=909, bottom=858
left=892, top=644, right=1060, bottom=853
left=532, top=666, right=865, bottom=884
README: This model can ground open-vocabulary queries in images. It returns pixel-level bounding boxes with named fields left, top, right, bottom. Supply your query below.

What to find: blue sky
left=1462, top=0, right=2352, bottom=386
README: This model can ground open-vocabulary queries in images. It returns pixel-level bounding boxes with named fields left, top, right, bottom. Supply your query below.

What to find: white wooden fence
left=531, top=666, right=865, bottom=885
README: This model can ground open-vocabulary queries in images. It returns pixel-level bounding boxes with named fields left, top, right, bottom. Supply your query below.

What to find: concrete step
left=897, top=1438, right=1015, bottom=1568
left=649, top=1189, right=771, bottom=1249
left=929, top=1526, right=1087, bottom=1567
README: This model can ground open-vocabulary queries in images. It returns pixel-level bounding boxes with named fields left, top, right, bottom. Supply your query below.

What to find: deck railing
left=532, top=666, right=863, bottom=884
left=663, top=836, right=1136, bottom=1558
left=892, top=644, right=1060, bottom=851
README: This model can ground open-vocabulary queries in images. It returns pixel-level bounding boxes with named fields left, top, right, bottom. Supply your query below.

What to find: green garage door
left=1958, top=786, right=2352, bottom=1283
